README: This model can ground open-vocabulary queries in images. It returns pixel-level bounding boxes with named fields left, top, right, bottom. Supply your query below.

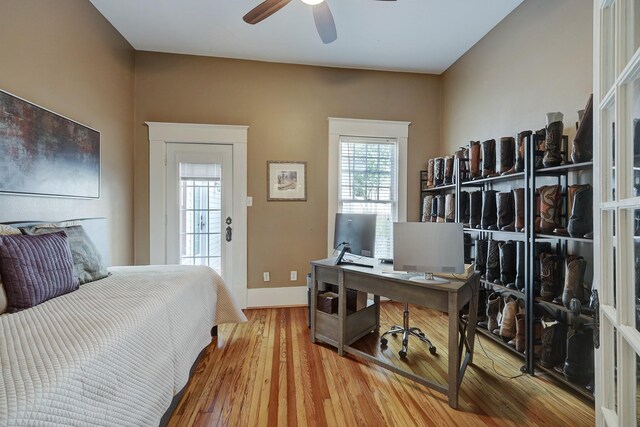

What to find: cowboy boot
left=495, top=297, right=518, bottom=338
left=540, top=317, right=566, bottom=368
left=540, top=253, right=561, bottom=301
left=459, top=191, right=470, bottom=226
left=534, top=191, right=541, bottom=232
left=499, top=136, right=516, bottom=175
left=497, top=241, right=516, bottom=286
left=533, top=242, right=552, bottom=296
left=434, top=157, right=445, bottom=186
left=571, top=94, right=593, bottom=164
left=485, top=240, right=500, bottom=283
left=508, top=241, right=525, bottom=291
left=430, top=194, right=438, bottom=222
left=496, top=191, right=515, bottom=231
left=427, top=159, right=434, bottom=188
left=567, top=184, right=593, bottom=238
left=436, top=194, right=446, bottom=223
left=553, top=185, right=579, bottom=236
left=480, top=190, right=498, bottom=230
left=475, top=238, right=488, bottom=276
left=564, top=325, right=594, bottom=386
left=445, top=193, right=455, bottom=222
left=464, top=233, right=473, bottom=264
left=481, top=139, right=498, bottom=177
left=455, top=147, right=469, bottom=183
left=508, top=313, right=526, bottom=352
left=443, top=156, right=454, bottom=185
left=469, top=141, right=482, bottom=180
left=538, top=185, right=562, bottom=234
left=479, top=292, right=500, bottom=331
left=543, top=112, right=564, bottom=167
left=469, top=191, right=482, bottom=229
left=515, top=130, right=532, bottom=173
left=534, top=128, right=546, bottom=169
left=421, top=195, right=433, bottom=222
left=513, top=188, right=525, bottom=232
left=554, top=255, right=587, bottom=309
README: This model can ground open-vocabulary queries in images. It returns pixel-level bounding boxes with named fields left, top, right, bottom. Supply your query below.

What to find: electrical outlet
left=263, top=272, right=270, bottom=282
left=290, top=271, right=297, bottom=281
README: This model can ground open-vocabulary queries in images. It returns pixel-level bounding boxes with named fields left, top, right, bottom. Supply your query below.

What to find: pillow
left=21, top=225, right=108, bottom=285
left=0, top=224, right=21, bottom=315
left=0, top=232, right=79, bottom=313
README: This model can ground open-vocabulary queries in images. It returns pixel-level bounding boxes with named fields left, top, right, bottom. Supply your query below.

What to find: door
left=166, top=143, right=234, bottom=284
left=594, top=0, right=640, bottom=425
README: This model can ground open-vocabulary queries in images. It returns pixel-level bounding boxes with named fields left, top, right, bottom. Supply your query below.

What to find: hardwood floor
left=168, top=303, right=594, bottom=426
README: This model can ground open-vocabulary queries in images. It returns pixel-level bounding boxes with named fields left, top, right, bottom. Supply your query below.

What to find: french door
left=166, top=143, right=234, bottom=284
left=594, top=0, right=640, bottom=425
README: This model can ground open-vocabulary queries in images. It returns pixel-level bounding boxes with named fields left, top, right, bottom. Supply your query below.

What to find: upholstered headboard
left=1, top=218, right=110, bottom=267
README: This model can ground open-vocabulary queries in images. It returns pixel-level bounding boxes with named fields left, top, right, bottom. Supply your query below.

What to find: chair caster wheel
left=429, top=347, right=437, bottom=355
left=380, top=338, right=388, bottom=346
left=399, top=350, right=407, bottom=358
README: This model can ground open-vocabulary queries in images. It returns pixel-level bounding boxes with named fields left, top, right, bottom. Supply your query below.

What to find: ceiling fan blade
left=312, top=2, right=337, bottom=44
left=243, top=0, right=292, bottom=25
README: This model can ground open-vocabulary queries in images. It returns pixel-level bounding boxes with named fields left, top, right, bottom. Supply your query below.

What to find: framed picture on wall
left=267, top=161, right=307, bottom=201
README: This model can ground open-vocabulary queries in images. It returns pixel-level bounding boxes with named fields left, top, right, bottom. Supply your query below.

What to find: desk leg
left=466, top=283, right=479, bottom=364
left=374, top=294, right=381, bottom=334
left=337, top=270, right=346, bottom=356
left=310, top=265, right=317, bottom=344
left=448, top=293, right=459, bottom=409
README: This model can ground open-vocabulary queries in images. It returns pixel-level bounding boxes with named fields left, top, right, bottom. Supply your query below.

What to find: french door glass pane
left=604, top=209, right=617, bottom=308
left=604, top=102, right=617, bottom=201
left=625, top=0, right=640, bottom=64
left=634, top=208, right=640, bottom=333
left=630, top=76, right=640, bottom=197
left=603, top=3, right=616, bottom=92
left=636, top=353, right=640, bottom=426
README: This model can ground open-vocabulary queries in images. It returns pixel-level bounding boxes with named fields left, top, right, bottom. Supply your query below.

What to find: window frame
left=327, top=117, right=409, bottom=257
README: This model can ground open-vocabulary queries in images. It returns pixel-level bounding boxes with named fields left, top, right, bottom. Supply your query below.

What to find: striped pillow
left=0, top=232, right=79, bottom=313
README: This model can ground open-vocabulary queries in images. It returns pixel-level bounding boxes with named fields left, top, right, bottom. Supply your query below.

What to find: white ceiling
left=90, top=0, right=523, bottom=74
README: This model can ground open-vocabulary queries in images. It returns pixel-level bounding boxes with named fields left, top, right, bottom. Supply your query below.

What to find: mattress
left=0, top=265, right=246, bottom=426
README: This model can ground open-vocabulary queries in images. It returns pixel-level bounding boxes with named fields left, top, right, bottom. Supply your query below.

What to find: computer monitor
left=393, top=222, right=464, bottom=284
left=333, top=213, right=377, bottom=259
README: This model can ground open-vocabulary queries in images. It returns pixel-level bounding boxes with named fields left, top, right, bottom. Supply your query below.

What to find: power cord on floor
left=475, top=331, right=525, bottom=379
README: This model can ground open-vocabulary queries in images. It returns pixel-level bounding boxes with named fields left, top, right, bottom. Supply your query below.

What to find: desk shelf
left=314, top=300, right=378, bottom=347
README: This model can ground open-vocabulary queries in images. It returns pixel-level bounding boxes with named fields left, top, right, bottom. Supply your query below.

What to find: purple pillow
left=0, top=232, right=79, bottom=313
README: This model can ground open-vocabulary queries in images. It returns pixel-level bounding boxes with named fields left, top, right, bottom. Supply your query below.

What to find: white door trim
left=327, top=117, right=410, bottom=255
left=147, top=122, right=249, bottom=308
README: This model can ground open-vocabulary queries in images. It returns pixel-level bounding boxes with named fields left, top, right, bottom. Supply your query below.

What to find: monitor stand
left=409, top=272, right=450, bottom=285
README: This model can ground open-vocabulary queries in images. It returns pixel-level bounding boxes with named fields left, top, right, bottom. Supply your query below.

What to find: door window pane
left=625, top=0, right=640, bottom=64
left=602, top=3, right=616, bottom=92
left=629, top=76, right=640, bottom=197
left=633, top=209, right=640, bottom=332
left=604, top=102, right=617, bottom=201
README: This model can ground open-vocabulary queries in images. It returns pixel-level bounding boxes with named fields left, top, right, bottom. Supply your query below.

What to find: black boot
left=571, top=94, right=593, bottom=164
left=430, top=194, right=438, bottom=223
left=475, top=238, right=488, bottom=276
left=534, top=128, right=546, bottom=169
left=443, top=156, right=454, bottom=185
left=459, top=191, right=470, bottom=227
left=480, top=190, right=498, bottom=230
left=481, top=139, right=498, bottom=177
left=496, top=191, right=515, bottom=231
left=515, top=130, right=531, bottom=173
left=436, top=194, right=446, bottom=223
left=543, top=112, right=564, bottom=167
left=540, top=316, right=566, bottom=369
left=455, top=147, right=469, bottom=183
left=464, top=233, right=473, bottom=264
left=499, top=136, right=515, bottom=175
left=563, top=325, right=594, bottom=386
left=476, top=287, right=488, bottom=324
left=508, top=241, right=525, bottom=291
left=497, top=241, right=516, bottom=286
left=469, top=191, right=482, bottom=229
left=485, top=240, right=500, bottom=283
left=567, top=184, right=593, bottom=238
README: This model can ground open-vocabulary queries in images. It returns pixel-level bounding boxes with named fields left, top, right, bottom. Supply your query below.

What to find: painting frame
left=267, top=161, right=307, bottom=201
left=0, top=89, right=101, bottom=199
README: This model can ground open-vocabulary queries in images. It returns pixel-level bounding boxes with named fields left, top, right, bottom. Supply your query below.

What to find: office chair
left=380, top=302, right=437, bottom=358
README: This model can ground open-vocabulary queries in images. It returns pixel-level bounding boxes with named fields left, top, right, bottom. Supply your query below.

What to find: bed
left=0, top=218, right=247, bottom=426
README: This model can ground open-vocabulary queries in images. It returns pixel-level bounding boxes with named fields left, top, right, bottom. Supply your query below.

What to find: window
left=339, top=137, right=397, bottom=258
left=328, top=117, right=409, bottom=260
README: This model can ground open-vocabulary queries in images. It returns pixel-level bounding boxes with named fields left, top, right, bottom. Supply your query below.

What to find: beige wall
left=441, top=0, right=593, bottom=153
left=0, top=0, right=135, bottom=265
left=134, top=52, right=441, bottom=288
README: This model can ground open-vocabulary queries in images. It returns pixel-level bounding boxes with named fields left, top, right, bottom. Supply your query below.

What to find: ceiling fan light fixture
left=301, top=0, right=325, bottom=5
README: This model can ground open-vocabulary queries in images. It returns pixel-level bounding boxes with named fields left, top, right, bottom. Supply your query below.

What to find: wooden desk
left=310, top=258, right=480, bottom=409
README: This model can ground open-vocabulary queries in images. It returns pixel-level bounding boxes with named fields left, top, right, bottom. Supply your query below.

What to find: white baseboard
left=247, top=286, right=308, bottom=308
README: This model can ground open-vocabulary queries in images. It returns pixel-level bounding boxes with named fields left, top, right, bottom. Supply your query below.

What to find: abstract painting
left=0, top=90, right=100, bottom=198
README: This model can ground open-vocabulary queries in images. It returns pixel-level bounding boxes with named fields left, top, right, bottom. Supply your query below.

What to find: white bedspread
left=0, top=265, right=246, bottom=427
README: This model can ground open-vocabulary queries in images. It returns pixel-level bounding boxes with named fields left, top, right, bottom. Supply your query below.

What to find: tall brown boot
left=427, top=159, right=434, bottom=188
left=469, top=141, right=481, bottom=180
left=571, top=94, right=593, bottom=163
left=445, top=193, right=455, bottom=222
left=553, top=185, right=578, bottom=236
left=534, top=191, right=541, bottom=232
left=508, top=313, right=526, bottom=352
left=543, top=112, right=564, bottom=167
left=479, top=292, right=500, bottom=331
left=496, top=191, right=515, bottom=231
left=495, top=297, right=517, bottom=339
left=515, top=130, right=532, bottom=173
left=554, top=255, right=587, bottom=309
left=421, top=195, right=433, bottom=222
left=481, top=139, right=498, bottom=177
left=538, top=185, right=562, bottom=234
left=443, top=156, right=454, bottom=185
left=499, top=136, right=516, bottom=175
left=436, top=194, right=446, bottom=223
left=434, top=157, right=445, bottom=186
left=540, top=253, right=561, bottom=301
left=513, top=188, right=525, bottom=232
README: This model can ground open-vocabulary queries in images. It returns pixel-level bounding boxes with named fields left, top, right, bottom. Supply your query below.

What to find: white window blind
left=339, top=136, right=398, bottom=258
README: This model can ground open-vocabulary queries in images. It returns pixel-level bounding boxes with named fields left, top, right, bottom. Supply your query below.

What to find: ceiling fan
left=243, top=0, right=397, bottom=44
